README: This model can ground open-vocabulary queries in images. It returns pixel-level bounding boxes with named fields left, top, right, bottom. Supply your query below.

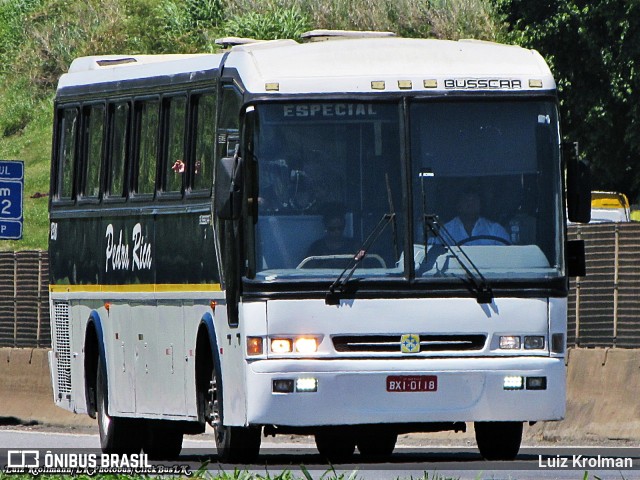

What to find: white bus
left=48, top=32, right=589, bottom=462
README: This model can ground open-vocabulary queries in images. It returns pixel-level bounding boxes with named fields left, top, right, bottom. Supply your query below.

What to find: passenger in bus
left=443, top=188, right=510, bottom=245
left=306, top=209, right=359, bottom=257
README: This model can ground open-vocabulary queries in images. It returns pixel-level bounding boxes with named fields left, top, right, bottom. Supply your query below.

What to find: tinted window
left=193, top=93, right=216, bottom=191
left=108, top=102, right=129, bottom=198
left=164, top=96, right=187, bottom=193
left=58, top=108, right=79, bottom=200
left=136, top=99, right=159, bottom=195
left=84, top=104, right=105, bottom=198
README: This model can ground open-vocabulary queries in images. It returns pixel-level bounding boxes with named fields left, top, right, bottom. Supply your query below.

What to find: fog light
left=524, top=336, right=545, bottom=350
left=271, top=338, right=292, bottom=354
left=273, top=379, right=294, bottom=393
left=526, top=376, right=547, bottom=390
left=294, top=337, right=318, bottom=354
left=500, top=336, right=521, bottom=349
left=503, top=375, right=524, bottom=390
left=296, top=377, right=318, bottom=392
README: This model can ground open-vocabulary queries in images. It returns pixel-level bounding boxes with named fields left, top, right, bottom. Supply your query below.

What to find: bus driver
left=443, top=188, right=510, bottom=245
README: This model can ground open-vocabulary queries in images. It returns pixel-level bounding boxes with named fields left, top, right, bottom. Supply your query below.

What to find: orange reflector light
left=247, top=337, right=264, bottom=356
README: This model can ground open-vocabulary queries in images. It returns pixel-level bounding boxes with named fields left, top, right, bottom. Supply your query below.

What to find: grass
left=0, top=469, right=463, bottom=480
left=0, top=93, right=52, bottom=251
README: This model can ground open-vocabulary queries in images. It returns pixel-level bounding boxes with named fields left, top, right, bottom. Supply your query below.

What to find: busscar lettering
left=105, top=223, right=152, bottom=272
left=443, top=78, right=522, bottom=90
left=283, top=103, right=377, bottom=118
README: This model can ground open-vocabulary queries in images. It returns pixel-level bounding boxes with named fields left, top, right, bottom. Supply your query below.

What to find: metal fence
left=568, top=222, right=640, bottom=348
left=0, top=251, right=50, bottom=348
left=1, top=228, right=639, bottom=349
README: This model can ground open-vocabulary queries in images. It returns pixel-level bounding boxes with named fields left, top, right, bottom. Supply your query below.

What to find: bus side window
left=82, top=103, right=105, bottom=199
left=107, top=102, right=129, bottom=198
left=219, top=86, right=241, bottom=131
left=192, top=92, right=216, bottom=192
left=134, top=98, right=160, bottom=196
left=163, top=95, right=187, bottom=194
left=56, top=107, right=79, bottom=200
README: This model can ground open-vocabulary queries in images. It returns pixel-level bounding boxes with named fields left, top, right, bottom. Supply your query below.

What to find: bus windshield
left=250, top=100, right=563, bottom=283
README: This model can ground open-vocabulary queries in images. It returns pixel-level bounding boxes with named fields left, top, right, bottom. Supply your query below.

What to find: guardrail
left=1, top=224, right=639, bottom=349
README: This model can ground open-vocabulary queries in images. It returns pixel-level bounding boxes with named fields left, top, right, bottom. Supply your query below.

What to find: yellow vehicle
left=590, top=191, right=630, bottom=223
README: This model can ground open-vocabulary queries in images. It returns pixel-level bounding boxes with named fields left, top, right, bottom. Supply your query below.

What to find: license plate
left=386, top=375, right=438, bottom=392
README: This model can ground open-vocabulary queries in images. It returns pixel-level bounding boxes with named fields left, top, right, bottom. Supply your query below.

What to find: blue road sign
left=0, top=160, right=24, bottom=240
left=0, top=161, right=23, bottom=181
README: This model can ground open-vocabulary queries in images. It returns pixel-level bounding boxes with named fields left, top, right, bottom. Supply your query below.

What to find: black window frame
left=187, top=88, right=218, bottom=198
left=131, top=96, right=161, bottom=201
left=103, top=99, right=131, bottom=203
left=52, top=104, right=81, bottom=205
left=157, top=93, right=188, bottom=200
left=77, top=101, right=106, bottom=204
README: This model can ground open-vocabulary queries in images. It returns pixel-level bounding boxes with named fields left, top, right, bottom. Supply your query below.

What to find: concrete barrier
left=530, top=347, right=640, bottom=442
left=1, top=347, right=638, bottom=441
left=0, top=348, right=94, bottom=427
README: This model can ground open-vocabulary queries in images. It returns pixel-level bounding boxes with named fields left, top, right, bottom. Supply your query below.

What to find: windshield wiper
left=326, top=213, right=395, bottom=305
left=418, top=168, right=492, bottom=304
left=422, top=214, right=493, bottom=304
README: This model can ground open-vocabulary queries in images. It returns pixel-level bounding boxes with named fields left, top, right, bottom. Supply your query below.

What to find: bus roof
left=57, top=37, right=555, bottom=95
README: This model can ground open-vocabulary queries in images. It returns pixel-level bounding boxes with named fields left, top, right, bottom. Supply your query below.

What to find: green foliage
left=495, top=0, right=640, bottom=201
left=223, top=5, right=311, bottom=40
left=0, top=0, right=45, bottom=73
left=225, top=0, right=502, bottom=41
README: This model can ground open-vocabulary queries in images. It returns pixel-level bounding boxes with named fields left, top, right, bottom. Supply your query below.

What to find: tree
left=495, top=0, right=640, bottom=201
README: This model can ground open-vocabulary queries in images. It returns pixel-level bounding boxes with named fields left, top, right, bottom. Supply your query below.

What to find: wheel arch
left=195, top=313, right=223, bottom=425
left=84, top=310, right=106, bottom=419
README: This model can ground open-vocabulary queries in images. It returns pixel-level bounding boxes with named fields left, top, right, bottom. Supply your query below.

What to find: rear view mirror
left=565, top=142, right=591, bottom=223
left=215, top=155, right=243, bottom=220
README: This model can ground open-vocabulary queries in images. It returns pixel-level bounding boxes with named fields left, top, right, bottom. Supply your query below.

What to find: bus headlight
left=294, top=337, right=318, bottom=354
left=271, top=338, right=293, bottom=354
left=499, top=336, right=521, bottom=349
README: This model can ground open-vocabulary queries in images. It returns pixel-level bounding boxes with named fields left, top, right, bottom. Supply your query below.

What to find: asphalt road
left=0, top=428, right=639, bottom=480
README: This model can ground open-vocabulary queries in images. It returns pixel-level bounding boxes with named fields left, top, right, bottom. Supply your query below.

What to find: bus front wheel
left=206, top=356, right=261, bottom=462
left=96, top=357, right=141, bottom=454
left=474, top=421, right=522, bottom=460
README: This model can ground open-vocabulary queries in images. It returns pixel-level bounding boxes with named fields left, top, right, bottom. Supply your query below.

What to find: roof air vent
left=301, top=30, right=396, bottom=42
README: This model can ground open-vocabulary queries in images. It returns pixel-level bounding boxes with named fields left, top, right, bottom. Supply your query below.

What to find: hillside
left=0, top=0, right=502, bottom=251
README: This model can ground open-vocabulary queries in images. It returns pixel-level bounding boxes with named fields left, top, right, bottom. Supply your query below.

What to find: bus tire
left=474, top=421, right=522, bottom=460
left=143, top=422, right=183, bottom=460
left=207, top=353, right=261, bottom=463
left=314, top=429, right=356, bottom=463
left=96, top=357, right=142, bottom=454
left=356, top=431, right=397, bottom=458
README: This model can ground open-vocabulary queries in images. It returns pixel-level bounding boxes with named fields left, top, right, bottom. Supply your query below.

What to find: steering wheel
left=457, top=235, right=512, bottom=246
